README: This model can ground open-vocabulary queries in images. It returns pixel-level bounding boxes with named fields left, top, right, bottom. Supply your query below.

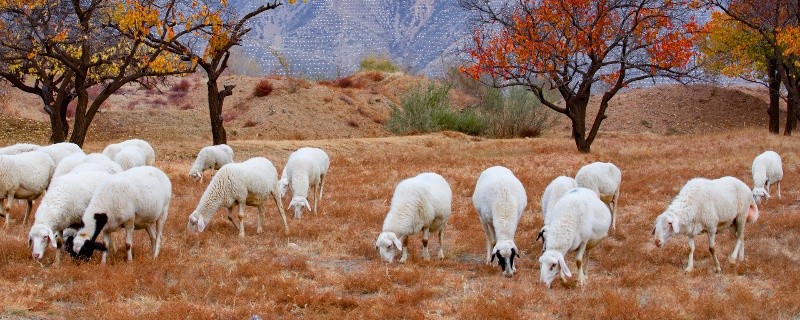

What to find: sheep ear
left=536, top=228, right=545, bottom=242
left=558, top=254, right=572, bottom=278
left=670, top=221, right=679, bottom=233
left=90, top=241, right=108, bottom=252
left=197, top=218, right=206, bottom=232
left=303, top=198, right=311, bottom=211
left=49, top=231, right=58, bottom=248
left=391, top=234, right=402, bottom=251
left=651, top=227, right=656, bottom=236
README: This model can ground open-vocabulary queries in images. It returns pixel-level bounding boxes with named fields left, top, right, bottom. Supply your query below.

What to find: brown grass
left=253, top=79, right=274, bottom=97
left=1, top=129, right=800, bottom=319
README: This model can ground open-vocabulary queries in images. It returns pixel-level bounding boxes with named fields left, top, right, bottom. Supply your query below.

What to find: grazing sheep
left=38, top=142, right=84, bottom=167
left=538, top=176, right=578, bottom=250
left=280, top=147, right=330, bottom=219
left=113, top=146, right=147, bottom=170
left=653, top=176, right=756, bottom=273
left=187, top=157, right=288, bottom=237
left=575, top=162, right=621, bottom=230
left=102, top=139, right=156, bottom=166
left=375, top=172, right=452, bottom=263
left=70, top=166, right=171, bottom=264
left=28, top=171, right=111, bottom=263
left=0, top=143, right=40, bottom=155
left=53, top=153, right=121, bottom=179
left=0, top=151, right=55, bottom=228
left=539, top=188, right=611, bottom=287
left=472, top=166, right=527, bottom=277
left=189, top=144, right=234, bottom=181
left=752, top=151, right=783, bottom=202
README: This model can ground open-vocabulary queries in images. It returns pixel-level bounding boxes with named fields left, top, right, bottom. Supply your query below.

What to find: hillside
left=0, top=75, right=782, bottom=145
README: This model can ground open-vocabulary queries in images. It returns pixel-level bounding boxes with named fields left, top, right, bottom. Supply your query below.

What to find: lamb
left=102, top=139, right=156, bottom=166
left=52, top=153, right=122, bottom=179
left=113, top=146, right=147, bottom=170
left=472, top=166, right=527, bottom=277
left=375, top=172, right=452, bottom=263
left=0, top=151, right=55, bottom=228
left=752, top=151, right=783, bottom=202
left=28, top=170, right=112, bottom=263
left=538, top=188, right=611, bottom=287
left=538, top=176, right=579, bottom=250
left=652, top=176, right=757, bottom=273
left=70, top=166, right=171, bottom=264
left=187, top=157, right=288, bottom=237
left=280, top=147, right=330, bottom=219
left=575, top=162, right=621, bottom=230
left=188, top=144, right=234, bottom=181
left=38, top=142, right=84, bottom=167
left=0, top=143, right=40, bottom=155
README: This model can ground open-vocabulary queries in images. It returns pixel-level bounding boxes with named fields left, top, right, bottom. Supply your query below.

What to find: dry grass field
left=1, top=128, right=799, bottom=319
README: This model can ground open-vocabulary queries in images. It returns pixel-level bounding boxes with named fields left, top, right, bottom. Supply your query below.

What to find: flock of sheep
left=0, top=139, right=785, bottom=288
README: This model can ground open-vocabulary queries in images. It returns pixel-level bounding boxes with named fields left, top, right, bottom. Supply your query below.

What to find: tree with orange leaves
left=461, top=0, right=705, bottom=152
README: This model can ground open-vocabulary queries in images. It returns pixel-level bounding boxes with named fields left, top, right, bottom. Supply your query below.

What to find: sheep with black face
left=472, top=166, right=527, bottom=278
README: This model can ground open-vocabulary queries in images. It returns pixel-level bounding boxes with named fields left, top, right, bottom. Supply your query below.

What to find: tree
left=0, top=0, right=195, bottom=146
left=461, top=0, right=704, bottom=153
left=699, top=11, right=782, bottom=133
left=710, top=0, right=800, bottom=135
left=143, top=0, right=292, bottom=145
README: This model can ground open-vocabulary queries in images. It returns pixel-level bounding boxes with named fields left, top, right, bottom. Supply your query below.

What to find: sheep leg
left=256, top=205, right=265, bottom=234
left=22, top=199, right=33, bottom=226
left=272, top=192, right=289, bottom=232
left=3, top=193, right=14, bottom=228
left=612, top=189, right=619, bottom=230
left=708, top=230, right=721, bottom=273
left=145, top=224, right=157, bottom=256
left=480, top=222, right=493, bottom=265
left=399, top=236, right=410, bottom=263
left=54, top=231, right=64, bottom=266
left=154, top=206, right=167, bottom=258
left=583, top=249, right=590, bottom=280
left=685, top=236, right=695, bottom=273
left=312, top=182, right=318, bottom=214
left=237, top=204, right=246, bottom=237
left=101, top=232, right=111, bottom=265
left=575, top=242, right=588, bottom=286
left=729, top=217, right=746, bottom=263
left=777, top=180, right=781, bottom=199
left=437, top=228, right=445, bottom=259
left=226, top=207, right=239, bottom=231
left=421, top=227, right=431, bottom=260
left=319, top=173, right=326, bottom=200
left=125, top=222, right=135, bottom=262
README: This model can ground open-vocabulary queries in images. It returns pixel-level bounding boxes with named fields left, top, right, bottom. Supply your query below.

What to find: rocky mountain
left=233, top=0, right=470, bottom=78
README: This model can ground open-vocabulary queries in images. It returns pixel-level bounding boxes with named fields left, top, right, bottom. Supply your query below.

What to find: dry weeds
left=1, top=129, right=799, bottom=319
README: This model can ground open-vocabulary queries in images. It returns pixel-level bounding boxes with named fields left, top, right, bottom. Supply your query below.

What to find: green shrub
left=477, top=86, right=558, bottom=138
left=388, top=84, right=486, bottom=135
left=360, top=55, right=399, bottom=73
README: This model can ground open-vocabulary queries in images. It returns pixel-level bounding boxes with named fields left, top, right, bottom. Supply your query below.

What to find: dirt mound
left=0, top=77, right=780, bottom=144
left=574, top=84, right=779, bottom=135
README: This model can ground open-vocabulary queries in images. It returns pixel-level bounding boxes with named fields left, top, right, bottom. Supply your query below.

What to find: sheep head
left=653, top=211, right=680, bottom=248
left=375, top=232, right=402, bottom=263
left=539, top=250, right=571, bottom=287
left=752, top=187, right=770, bottom=204
left=492, top=240, right=519, bottom=278
left=28, top=224, right=57, bottom=260
left=289, top=197, right=311, bottom=219
left=187, top=212, right=206, bottom=233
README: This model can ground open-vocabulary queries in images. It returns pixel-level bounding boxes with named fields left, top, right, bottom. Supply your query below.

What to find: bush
left=359, top=55, right=399, bottom=73
left=171, top=79, right=191, bottom=92
left=477, top=86, right=558, bottom=138
left=387, top=83, right=486, bottom=135
left=253, top=79, right=273, bottom=97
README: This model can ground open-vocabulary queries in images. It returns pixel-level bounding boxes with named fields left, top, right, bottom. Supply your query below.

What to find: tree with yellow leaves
left=0, top=0, right=196, bottom=145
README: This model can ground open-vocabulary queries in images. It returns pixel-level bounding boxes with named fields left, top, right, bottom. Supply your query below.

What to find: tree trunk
left=206, top=78, right=235, bottom=145
left=767, top=58, right=781, bottom=134
left=567, top=97, right=591, bottom=153
left=786, top=94, right=797, bottom=135
left=46, top=100, right=68, bottom=143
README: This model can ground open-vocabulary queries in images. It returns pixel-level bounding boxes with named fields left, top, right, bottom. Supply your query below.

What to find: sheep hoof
left=684, top=266, right=693, bottom=273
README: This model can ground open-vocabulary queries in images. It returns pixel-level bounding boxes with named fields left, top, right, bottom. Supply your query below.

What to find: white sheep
left=0, top=151, right=55, bottom=228
left=539, top=188, right=611, bottom=287
left=375, top=172, right=452, bottom=263
left=102, top=139, right=156, bottom=166
left=38, top=142, right=84, bottom=167
left=113, top=146, right=147, bottom=170
left=70, top=166, right=171, bottom=264
left=28, top=170, right=112, bottom=263
left=280, top=147, right=330, bottom=219
left=53, top=153, right=122, bottom=179
left=0, top=143, right=40, bottom=155
left=472, top=166, right=527, bottom=277
left=575, top=162, right=621, bottom=230
left=188, top=144, right=234, bottom=181
left=752, top=151, right=783, bottom=202
left=653, top=176, right=756, bottom=273
left=537, top=176, right=579, bottom=250
left=187, top=157, right=288, bottom=237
